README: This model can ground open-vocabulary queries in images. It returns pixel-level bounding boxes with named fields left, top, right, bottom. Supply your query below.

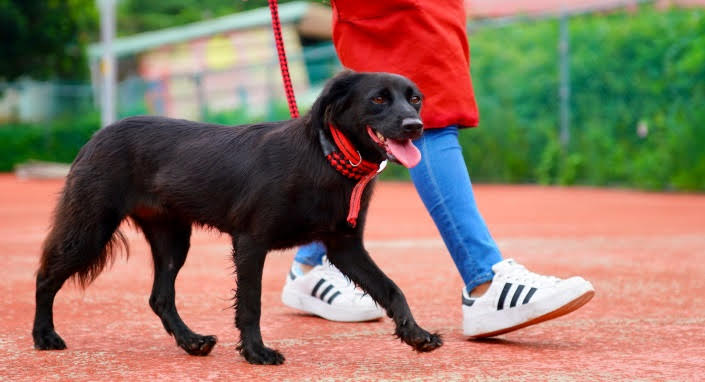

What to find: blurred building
left=87, top=1, right=334, bottom=120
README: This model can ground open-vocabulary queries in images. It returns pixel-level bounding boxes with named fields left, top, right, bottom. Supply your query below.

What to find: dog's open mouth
left=367, top=126, right=421, bottom=168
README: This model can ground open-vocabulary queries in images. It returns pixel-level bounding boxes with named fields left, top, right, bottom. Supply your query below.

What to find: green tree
left=0, top=0, right=97, bottom=81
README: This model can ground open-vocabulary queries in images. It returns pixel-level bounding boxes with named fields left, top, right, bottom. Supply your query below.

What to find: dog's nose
left=402, top=117, right=423, bottom=133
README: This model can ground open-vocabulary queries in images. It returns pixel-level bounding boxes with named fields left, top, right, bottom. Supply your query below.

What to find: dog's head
left=308, top=70, right=424, bottom=168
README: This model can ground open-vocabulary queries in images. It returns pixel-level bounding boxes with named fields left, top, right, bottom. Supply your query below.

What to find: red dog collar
left=322, top=123, right=384, bottom=227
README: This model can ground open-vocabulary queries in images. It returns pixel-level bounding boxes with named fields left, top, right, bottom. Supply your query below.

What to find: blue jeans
left=294, top=126, right=503, bottom=293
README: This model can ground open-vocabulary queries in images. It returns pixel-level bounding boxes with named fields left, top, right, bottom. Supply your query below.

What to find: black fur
left=32, top=71, right=442, bottom=364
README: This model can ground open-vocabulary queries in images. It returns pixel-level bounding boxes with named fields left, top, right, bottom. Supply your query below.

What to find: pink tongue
left=386, top=139, right=421, bottom=168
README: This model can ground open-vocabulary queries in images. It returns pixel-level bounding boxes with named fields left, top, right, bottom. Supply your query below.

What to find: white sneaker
left=463, top=259, right=594, bottom=337
left=281, top=257, right=385, bottom=322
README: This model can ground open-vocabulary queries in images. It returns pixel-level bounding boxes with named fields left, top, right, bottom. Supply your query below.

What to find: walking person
left=281, top=0, right=594, bottom=337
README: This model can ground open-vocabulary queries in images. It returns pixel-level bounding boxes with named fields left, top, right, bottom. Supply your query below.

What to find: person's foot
left=462, top=259, right=594, bottom=337
left=281, top=257, right=385, bottom=322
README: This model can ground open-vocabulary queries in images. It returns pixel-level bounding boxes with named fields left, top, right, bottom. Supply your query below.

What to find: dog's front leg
left=232, top=235, right=285, bottom=365
left=326, top=237, right=443, bottom=353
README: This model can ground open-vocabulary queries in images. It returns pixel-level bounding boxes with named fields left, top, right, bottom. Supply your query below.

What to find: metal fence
left=0, top=42, right=340, bottom=124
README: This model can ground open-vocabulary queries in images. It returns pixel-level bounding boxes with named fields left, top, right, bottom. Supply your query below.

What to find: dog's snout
left=401, top=117, right=423, bottom=132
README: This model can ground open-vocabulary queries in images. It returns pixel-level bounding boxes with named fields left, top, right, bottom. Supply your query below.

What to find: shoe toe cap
left=562, top=276, right=594, bottom=292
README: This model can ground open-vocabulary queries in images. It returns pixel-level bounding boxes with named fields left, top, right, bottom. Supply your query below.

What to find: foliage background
left=1, top=4, right=703, bottom=191
left=0, top=0, right=97, bottom=81
left=463, top=7, right=705, bottom=190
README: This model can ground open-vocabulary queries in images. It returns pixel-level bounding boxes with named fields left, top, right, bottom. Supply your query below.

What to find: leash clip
left=348, top=151, right=362, bottom=167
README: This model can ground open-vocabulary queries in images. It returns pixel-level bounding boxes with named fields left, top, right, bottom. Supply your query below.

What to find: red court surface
left=1, top=174, right=704, bottom=380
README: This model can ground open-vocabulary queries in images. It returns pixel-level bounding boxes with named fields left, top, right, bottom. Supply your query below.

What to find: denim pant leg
left=409, top=126, right=503, bottom=293
left=294, top=241, right=326, bottom=266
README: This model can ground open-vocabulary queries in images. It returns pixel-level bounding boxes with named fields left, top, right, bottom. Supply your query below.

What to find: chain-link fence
left=462, top=4, right=704, bottom=189
left=0, top=42, right=339, bottom=124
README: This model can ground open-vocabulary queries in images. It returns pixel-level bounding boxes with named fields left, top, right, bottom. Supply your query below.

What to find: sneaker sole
left=468, top=289, right=595, bottom=338
left=281, top=287, right=384, bottom=322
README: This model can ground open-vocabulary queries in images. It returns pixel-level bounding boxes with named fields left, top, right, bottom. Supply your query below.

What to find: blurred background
left=0, top=0, right=703, bottom=190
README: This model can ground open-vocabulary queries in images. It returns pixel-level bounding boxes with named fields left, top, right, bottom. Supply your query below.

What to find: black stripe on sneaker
left=327, top=291, right=341, bottom=304
left=311, top=279, right=326, bottom=297
left=497, top=282, right=512, bottom=310
left=510, top=284, right=525, bottom=308
left=319, top=285, right=334, bottom=300
left=462, top=295, right=475, bottom=306
left=523, top=287, right=537, bottom=304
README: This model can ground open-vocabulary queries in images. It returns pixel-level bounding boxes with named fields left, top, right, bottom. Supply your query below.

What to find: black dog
left=33, top=71, right=442, bottom=364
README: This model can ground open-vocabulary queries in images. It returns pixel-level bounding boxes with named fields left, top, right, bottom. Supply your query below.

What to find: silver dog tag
left=377, top=160, right=388, bottom=173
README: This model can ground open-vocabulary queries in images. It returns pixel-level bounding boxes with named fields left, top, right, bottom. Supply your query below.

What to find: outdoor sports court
left=1, top=174, right=703, bottom=380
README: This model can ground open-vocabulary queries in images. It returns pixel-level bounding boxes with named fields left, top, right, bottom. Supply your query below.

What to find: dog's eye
left=371, top=96, right=386, bottom=105
left=410, top=96, right=421, bottom=105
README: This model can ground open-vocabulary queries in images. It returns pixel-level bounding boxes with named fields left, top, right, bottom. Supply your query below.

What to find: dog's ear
left=308, top=69, right=360, bottom=131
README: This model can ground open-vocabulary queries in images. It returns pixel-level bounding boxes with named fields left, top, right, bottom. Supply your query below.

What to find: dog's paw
left=177, top=334, right=218, bottom=356
left=411, top=331, right=443, bottom=352
left=33, top=328, right=67, bottom=350
left=239, top=344, right=285, bottom=365
left=395, top=325, right=443, bottom=353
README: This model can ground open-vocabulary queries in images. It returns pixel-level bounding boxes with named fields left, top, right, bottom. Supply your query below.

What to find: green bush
left=0, top=113, right=100, bottom=171
left=463, top=5, right=705, bottom=190
left=0, top=104, right=292, bottom=172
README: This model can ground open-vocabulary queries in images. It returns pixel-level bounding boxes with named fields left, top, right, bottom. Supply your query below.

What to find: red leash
left=268, top=1, right=380, bottom=228
left=268, top=0, right=299, bottom=119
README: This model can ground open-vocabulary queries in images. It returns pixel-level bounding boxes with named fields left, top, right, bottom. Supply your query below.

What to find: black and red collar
left=318, top=123, right=386, bottom=227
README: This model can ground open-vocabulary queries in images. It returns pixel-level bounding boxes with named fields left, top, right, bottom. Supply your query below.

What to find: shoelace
left=320, top=260, right=353, bottom=286
left=502, top=260, right=561, bottom=287
left=319, top=259, right=369, bottom=298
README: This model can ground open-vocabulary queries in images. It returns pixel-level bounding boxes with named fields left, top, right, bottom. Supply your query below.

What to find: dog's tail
left=38, top=179, right=130, bottom=289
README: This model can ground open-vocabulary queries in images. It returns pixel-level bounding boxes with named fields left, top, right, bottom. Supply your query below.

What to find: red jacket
left=331, top=0, right=479, bottom=129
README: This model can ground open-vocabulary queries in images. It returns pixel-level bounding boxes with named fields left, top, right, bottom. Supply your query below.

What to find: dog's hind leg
left=325, top=237, right=443, bottom=353
left=33, top=198, right=126, bottom=350
left=134, top=216, right=217, bottom=356
left=232, top=235, right=284, bottom=365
